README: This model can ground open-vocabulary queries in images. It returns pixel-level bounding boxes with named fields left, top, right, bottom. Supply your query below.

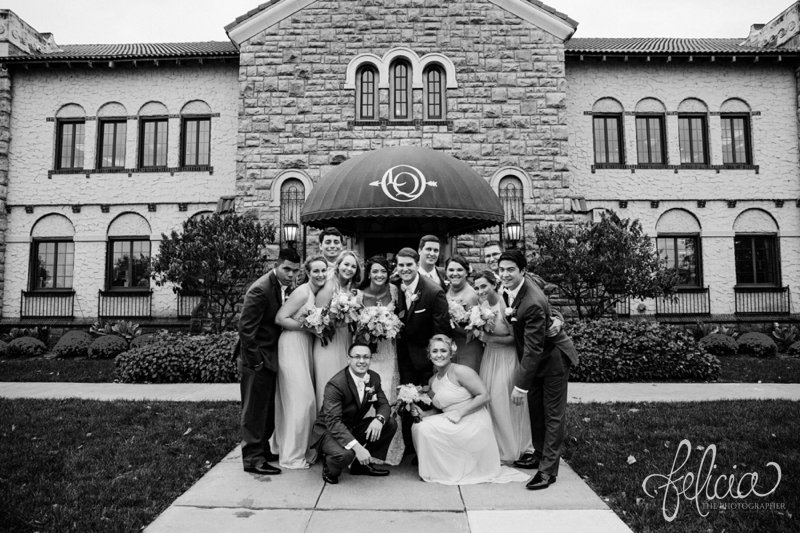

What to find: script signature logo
left=370, top=165, right=438, bottom=203
left=641, top=439, right=782, bottom=522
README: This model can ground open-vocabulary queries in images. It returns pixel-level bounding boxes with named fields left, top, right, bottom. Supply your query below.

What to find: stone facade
left=3, top=62, right=238, bottom=320
left=566, top=60, right=800, bottom=315
left=234, top=0, right=575, bottom=262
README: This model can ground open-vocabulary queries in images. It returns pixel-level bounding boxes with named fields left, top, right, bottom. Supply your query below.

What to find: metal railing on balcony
left=611, top=295, right=630, bottom=317
left=177, top=291, right=203, bottom=318
left=734, top=286, right=791, bottom=315
left=656, top=287, right=711, bottom=316
left=97, top=290, right=152, bottom=318
left=20, top=290, right=75, bottom=318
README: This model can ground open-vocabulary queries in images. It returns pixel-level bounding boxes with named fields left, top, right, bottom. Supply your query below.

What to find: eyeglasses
left=348, top=354, right=372, bottom=361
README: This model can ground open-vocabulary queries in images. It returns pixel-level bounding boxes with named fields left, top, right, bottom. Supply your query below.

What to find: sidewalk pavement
left=143, top=447, right=633, bottom=533
left=2, top=381, right=800, bottom=402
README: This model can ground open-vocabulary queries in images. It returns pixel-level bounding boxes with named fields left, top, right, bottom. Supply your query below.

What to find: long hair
left=334, top=250, right=364, bottom=286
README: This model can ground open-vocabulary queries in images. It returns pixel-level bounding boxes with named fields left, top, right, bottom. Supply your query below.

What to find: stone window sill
left=591, top=163, right=758, bottom=174
left=48, top=166, right=214, bottom=178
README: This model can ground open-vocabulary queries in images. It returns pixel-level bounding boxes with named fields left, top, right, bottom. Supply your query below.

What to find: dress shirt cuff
left=514, top=386, right=529, bottom=394
left=344, top=439, right=359, bottom=450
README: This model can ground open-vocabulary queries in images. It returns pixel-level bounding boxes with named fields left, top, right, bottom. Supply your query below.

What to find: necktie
left=280, top=286, right=287, bottom=304
left=355, top=378, right=365, bottom=402
left=502, top=289, right=510, bottom=306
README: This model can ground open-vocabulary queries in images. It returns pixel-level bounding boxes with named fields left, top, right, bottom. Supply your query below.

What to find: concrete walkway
left=3, top=381, right=800, bottom=402
left=143, top=447, right=632, bottom=533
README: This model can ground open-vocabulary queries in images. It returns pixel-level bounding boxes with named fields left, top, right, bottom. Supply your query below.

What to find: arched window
left=356, top=66, right=378, bottom=120
left=55, top=104, right=86, bottom=171
left=634, top=98, right=666, bottom=165
left=498, top=176, right=524, bottom=246
left=97, top=102, right=128, bottom=169
left=180, top=100, right=212, bottom=167
left=138, top=101, right=169, bottom=168
left=29, top=214, right=76, bottom=290
left=106, top=213, right=151, bottom=291
left=592, top=98, right=624, bottom=164
left=390, top=59, right=411, bottom=120
left=720, top=98, right=752, bottom=165
left=280, top=178, right=306, bottom=251
left=677, top=98, right=709, bottom=165
left=655, top=209, right=702, bottom=287
left=733, top=209, right=780, bottom=286
left=424, top=65, right=445, bottom=119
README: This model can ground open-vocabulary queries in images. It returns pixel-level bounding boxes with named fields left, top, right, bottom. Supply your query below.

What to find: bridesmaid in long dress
left=445, top=255, right=483, bottom=372
left=358, top=255, right=404, bottom=465
left=473, top=270, right=533, bottom=464
left=313, top=249, right=363, bottom=407
left=412, top=334, right=528, bottom=485
left=273, top=255, right=329, bottom=469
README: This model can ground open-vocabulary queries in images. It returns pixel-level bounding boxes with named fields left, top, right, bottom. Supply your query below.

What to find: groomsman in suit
left=500, top=250, right=579, bottom=490
left=318, top=227, right=345, bottom=271
left=237, top=247, right=301, bottom=475
left=417, top=235, right=448, bottom=287
left=310, top=343, right=398, bottom=484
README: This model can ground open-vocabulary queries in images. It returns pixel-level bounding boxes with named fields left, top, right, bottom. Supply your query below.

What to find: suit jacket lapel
left=269, top=270, right=282, bottom=303
left=345, top=370, right=362, bottom=408
left=407, top=278, right=425, bottom=315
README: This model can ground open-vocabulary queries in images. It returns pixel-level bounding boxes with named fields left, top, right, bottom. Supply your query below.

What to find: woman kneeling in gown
left=411, top=334, right=528, bottom=485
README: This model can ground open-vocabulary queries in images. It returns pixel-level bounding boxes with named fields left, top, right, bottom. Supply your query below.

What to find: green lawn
left=566, top=401, right=797, bottom=533
left=0, top=357, right=117, bottom=382
left=717, top=355, right=800, bottom=383
left=0, top=399, right=239, bottom=532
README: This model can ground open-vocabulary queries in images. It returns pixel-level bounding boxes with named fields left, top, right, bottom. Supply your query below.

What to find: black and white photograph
left=0, top=0, right=797, bottom=531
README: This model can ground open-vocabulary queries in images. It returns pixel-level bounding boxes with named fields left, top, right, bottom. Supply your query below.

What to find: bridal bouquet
left=447, top=299, right=471, bottom=328
left=327, top=290, right=364, bottom=331
left=391, top=383, right=432, bottom=423
left=301, top=305, right=334, bottom=346
left=354, top=305, right=403, bottom=344
left=464, top=305, right=497, bottom=342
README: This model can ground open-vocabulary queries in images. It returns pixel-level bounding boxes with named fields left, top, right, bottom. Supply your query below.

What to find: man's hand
left=546, top=316, right=562, bottom=338
left=354, top=443, right=372, bottom=465
left=365, top=419, right=383, bottom=442
left=511, top=388, right=527, bottom=406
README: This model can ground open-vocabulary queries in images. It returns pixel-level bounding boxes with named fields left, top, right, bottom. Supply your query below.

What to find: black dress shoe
left=513, top=453, right=540, bottom=470
left=244, top=463, right=281, bottom=475
left=322, top=464, right=339, bottom=485
left=350, top=463, right=390, bottom=477
left=266, top=452, right=280, bottom=462
left=526, top=471, right=556, bottom=490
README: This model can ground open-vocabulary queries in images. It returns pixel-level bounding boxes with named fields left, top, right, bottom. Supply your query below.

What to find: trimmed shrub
left=698, top=334, right=739, bottom=356
left=52, top=330, right=94, bottom=359
left=116, top=331, right=237, bottom=383
left=2, top=326, right=51, bottom=345
left=6, top=336, right=47, bottom=358
left=566, top=319, right=720, bottom=382
left=0, top=340, right=8, bottom=357
left=788, top=341, right=800, bottom=358
left=737, top=332, right=778, bottom=358
left=88, top=335, right=128, bottom=360
left=130, top=334, right=158, bottom=349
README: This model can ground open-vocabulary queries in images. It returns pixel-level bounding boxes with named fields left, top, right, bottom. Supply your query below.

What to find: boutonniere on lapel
left=363, top=374, right=377, bottom=402
left=408, top=292, right=420, bottom=306
left=505, top=307, right=517, bottom=322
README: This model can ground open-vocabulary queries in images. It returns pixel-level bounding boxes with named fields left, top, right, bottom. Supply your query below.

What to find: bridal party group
left=236, top=228, right=578, bottom=490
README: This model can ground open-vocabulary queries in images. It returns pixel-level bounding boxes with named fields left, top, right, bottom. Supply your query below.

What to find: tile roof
left=566, top=37, right=800, bottom=55
left=3, top=42, right=238, bottom=61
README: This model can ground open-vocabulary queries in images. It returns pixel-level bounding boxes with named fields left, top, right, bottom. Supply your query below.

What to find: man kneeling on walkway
left=310, top=342, right=398, bottom=484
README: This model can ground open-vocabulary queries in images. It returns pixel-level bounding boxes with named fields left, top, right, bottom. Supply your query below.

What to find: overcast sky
left=4, top=0, right=793, bottom=44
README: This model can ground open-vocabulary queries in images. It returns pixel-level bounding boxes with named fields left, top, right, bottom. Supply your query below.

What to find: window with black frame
left=97, top=119, right=127, bottom=169
left=279, top=178, right=305, bottom=250
left=425, top=66, right=445, bottom=120
left=181, top=117, right=211, bottom=166
left=593, top=115, right=623, bottom=164
left=56, top=120, right=85, bottom=170
left=678, top=115, right=708, bottom=164
left=635, top=115, right=665, bottom=164
left=108, top=239, right=151, bottom=290
left=656, top=235, right=701, bottom=287
left=390, top=60, right=411, bottom=120
left=734, top=234, right=778, bottom=285
left=721, top=114, right=752, bottom=165
left=356, top=66, right=378, bottom=120
left=30, top=240, right=74, bottom=290
left=139, top=118, right=168, bottom=168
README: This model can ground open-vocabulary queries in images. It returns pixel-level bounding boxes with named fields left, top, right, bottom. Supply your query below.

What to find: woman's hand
left=444, top=411, right=462, bottom=424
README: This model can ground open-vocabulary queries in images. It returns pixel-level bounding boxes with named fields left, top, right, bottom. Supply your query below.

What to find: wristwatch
left=375, top=415, right=386, bottom=425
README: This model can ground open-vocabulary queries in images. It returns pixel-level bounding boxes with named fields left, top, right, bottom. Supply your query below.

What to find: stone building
left=0, top=0, right=798, bottom=325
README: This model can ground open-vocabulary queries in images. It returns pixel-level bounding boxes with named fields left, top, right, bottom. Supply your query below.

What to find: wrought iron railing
left=734, top=286, right=791, bottom=315
left=656, top=287, right=711, bottom=316
left=611, top=295, right=630, bottom=317
left=97, top=290, right=152, bottom=318
left=177, top=291, right=203, bottom=318
left=20, top=290, right=75, bottom=318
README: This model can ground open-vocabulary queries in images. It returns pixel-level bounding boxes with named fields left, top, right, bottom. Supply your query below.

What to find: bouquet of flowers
left=354, top=305, right=403, bottom=344
left=464, top=305, right=497, bottom=342
left=447, top=299, right=471, bottom=329
left=327, top=290, right=364, bottom=332
left=391, top=383, right=433, bottom=423
left=301, top=305, right=334, bottom=346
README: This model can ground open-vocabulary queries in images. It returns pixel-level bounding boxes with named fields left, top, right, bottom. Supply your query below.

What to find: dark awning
left=300, top=146, right=504, bottom=236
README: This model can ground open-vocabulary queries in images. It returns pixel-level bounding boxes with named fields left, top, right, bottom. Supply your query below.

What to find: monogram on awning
left=300, top=146, right=504, bottom=236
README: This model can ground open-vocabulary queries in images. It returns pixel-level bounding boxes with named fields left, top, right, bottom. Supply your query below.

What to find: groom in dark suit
left=237, top=247, right=301, bottom=475
left=310, top=343, right=398, bottom=484
left=500, top=250, right=579, bottom=491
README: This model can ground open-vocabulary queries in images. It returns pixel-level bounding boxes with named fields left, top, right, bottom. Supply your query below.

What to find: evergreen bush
left=737, top=332, right=778, bottom=358
left=6, top=336, right=47, bottom=358
left=88, top=335, right=129, bottom=360
left=698, top=334, right=739, bottom=356
left=52, top=330, right=94, bottom=359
